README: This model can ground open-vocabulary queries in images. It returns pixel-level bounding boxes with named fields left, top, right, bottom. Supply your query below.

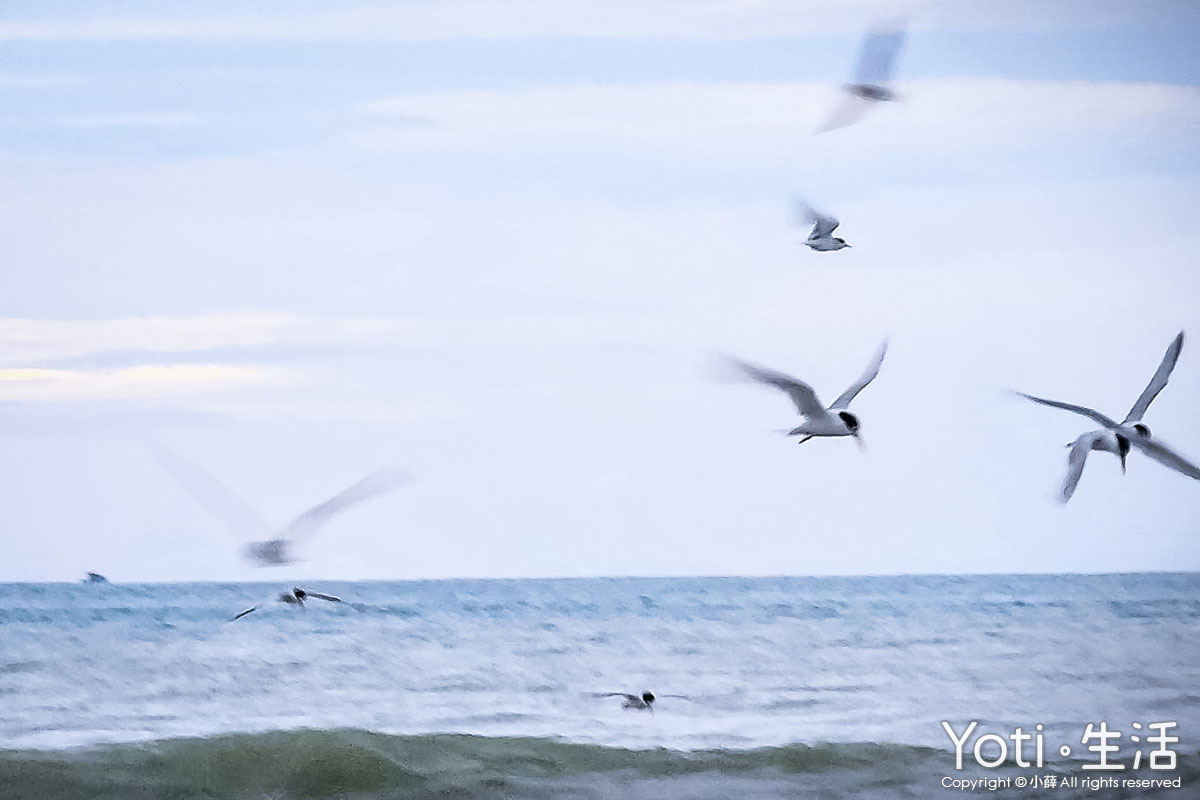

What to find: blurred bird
left=594, top=690, right=690, bottom=712
left=817, top=19, right=907, bottom=133
left=1017, top=331, right=1200, bottom=486
left=799, top=201, right=851, bottom=251
left=1059, top=430, right=1132, bottom=503
left=232, top=586, right=343, bottom=621
left=728, top=340, right=888, bottom=449
left=154, top=447, right=410, bottom=567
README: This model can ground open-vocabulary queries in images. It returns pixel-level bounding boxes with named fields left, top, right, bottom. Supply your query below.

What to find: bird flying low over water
left=729, top=340, right=888, bottom=449
left=232, top=586, right=343, bottom=621
left=799, top=201, right=851, bottom=251
left=594, top=691, right=690, bottom=712
left=154, top=447, right=410, bottom=567
left=1016, top=331, right=1200, bottom=491
left=816, top=19, right=907, bottom=134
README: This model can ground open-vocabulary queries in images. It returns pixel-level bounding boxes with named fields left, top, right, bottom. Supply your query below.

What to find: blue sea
left=1, top=574, right=1197, bottom=799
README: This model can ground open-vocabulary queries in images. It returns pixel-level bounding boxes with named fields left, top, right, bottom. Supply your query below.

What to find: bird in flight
left=155, top=447, right=410, bottom=567
left=728, top=340, right=888, bottom=449
left=816, top=19, right=907, bottom=133
left=799, top=201, right=851, bottom=252
left=594, top=691, right=690, bottom=712
left=1016, top=331, right=1200, bottom=493
left=232, top=586, right=343, bottom=621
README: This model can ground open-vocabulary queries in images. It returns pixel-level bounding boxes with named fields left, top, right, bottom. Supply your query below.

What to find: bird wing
left=231, top=605, right=258, bottom=621
left=596, top=692, right=638, bottom=701
left=303, top=590, right=343, bottom=603
left=831, top=340, right=889, bottom=410
left=659, top=694, right=692, bottom=700
left=153, top=446, right=271, bottom=540
left=728, top=357, right=828, bottom=419
left=1129, top=437, right=1200, bottom=481
left=1013, top=392, right=1121, bottom=429
left=277, top=467, right=410, bottom=543
left=798, top=201, right=840, bottom=239
left=1123, top=331, right=1185, bottom=424
left=815, top=92, right=871, bottom=134
left=1060, top=432, right=1103, bottom=503
left=853, top=20, right=907, bottom=86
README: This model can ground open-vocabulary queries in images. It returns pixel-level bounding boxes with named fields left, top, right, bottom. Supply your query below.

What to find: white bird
left=729, top=340, right=888, bottom=448
left=155, top=448, right=410, bottom=567
left=817, top=19, right=907, bottom=133
left=1059, top=430, right=1132, bottom=503
left=800, top=201, right=851, bottom=251
left=232, top=586, right=343, bottom=621
left=1017, top=331, right=1200, bottom=484
left=594, top=690, right=690, bottom=712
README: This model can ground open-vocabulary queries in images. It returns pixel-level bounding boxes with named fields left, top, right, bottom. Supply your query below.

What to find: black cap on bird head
left=642, top=691, right=655, bottom=705
left=1131, top=423, right=1151, bottom=438
left=292, top=587, right=306, bottom=599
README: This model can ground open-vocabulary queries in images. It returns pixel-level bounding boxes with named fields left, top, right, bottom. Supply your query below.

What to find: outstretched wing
left=304, top=590, right=343, bottom=603
left=1124, top=331, right=1184, bottom=424
left=854, top=19, right=907, bottom=86
left=831, top=340, right=888, bottom=409
left=799, top=201, right=840, bottom=239
left=153, top=446, right=270, bottom=540
left=231, top=605, right=258, bottom=621
left=1060, top=432, right=1101, bottom=503
left=1013, top=392, right=1121, bottom=430
left=1130, top=437, right=1200, bottom=481
left=815, top=92, right=871, bottom=134
left=728, top=357, right=828, bottom=419
left=277, top=467, right=410, bottom=543
left=596, top=692, right=638, bottom=701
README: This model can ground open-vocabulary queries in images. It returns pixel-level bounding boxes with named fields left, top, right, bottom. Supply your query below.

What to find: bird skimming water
left=232, top=586, right=343, bottom=621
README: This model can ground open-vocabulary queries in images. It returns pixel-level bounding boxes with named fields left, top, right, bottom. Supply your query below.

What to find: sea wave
left=2, top=729, right=1195, bottom=800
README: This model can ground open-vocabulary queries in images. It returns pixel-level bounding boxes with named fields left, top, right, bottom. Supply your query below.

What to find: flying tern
left=1017, top=331, right=1200, bottom=485
left=232, top=586, right=343, bottom=621
left=594, top=691, right=690, bottom=712
left=155, top=448, right=410, bottom=567
left=729, top=340, right=888, bottom=448
left=816, top=19, right=907, bottom=133
left=800, top=201, right=851, bottom=251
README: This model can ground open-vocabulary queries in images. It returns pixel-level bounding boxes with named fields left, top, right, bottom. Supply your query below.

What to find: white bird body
left=730, top=340, right=888, bottom=447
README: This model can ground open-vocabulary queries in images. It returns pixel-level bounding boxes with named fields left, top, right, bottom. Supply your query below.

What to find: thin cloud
left=0, top=364, right=283, bottom=402
left=60, top=112, right=205, bottom=128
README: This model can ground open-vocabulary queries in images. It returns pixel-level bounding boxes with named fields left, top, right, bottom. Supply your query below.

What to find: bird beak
left=1120, top=454, right=1127, bottom=474
left=853, top=432, right=867, bottom=453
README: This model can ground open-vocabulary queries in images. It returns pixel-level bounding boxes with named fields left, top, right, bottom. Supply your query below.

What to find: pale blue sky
left=2, top=1, right=1199, bottom=581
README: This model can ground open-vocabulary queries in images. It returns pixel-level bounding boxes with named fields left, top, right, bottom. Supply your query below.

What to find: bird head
left=1116, top=435, right=1131, bottom=474
left=835, top=238, right=851, bottom=249
left=292, top=587, right=307, bottom=600
left=838, top=411, right=866, bottom=450
left=1131, top=423, right=1151, bottom=438
left=642, top=691, right=655, bottom=706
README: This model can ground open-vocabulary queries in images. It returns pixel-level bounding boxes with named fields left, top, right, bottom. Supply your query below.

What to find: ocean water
left=0, top=573, right=1197, bottom=799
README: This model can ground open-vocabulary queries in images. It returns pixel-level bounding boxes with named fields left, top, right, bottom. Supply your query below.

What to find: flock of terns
left=113, top=21, right=1193, bottom=710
